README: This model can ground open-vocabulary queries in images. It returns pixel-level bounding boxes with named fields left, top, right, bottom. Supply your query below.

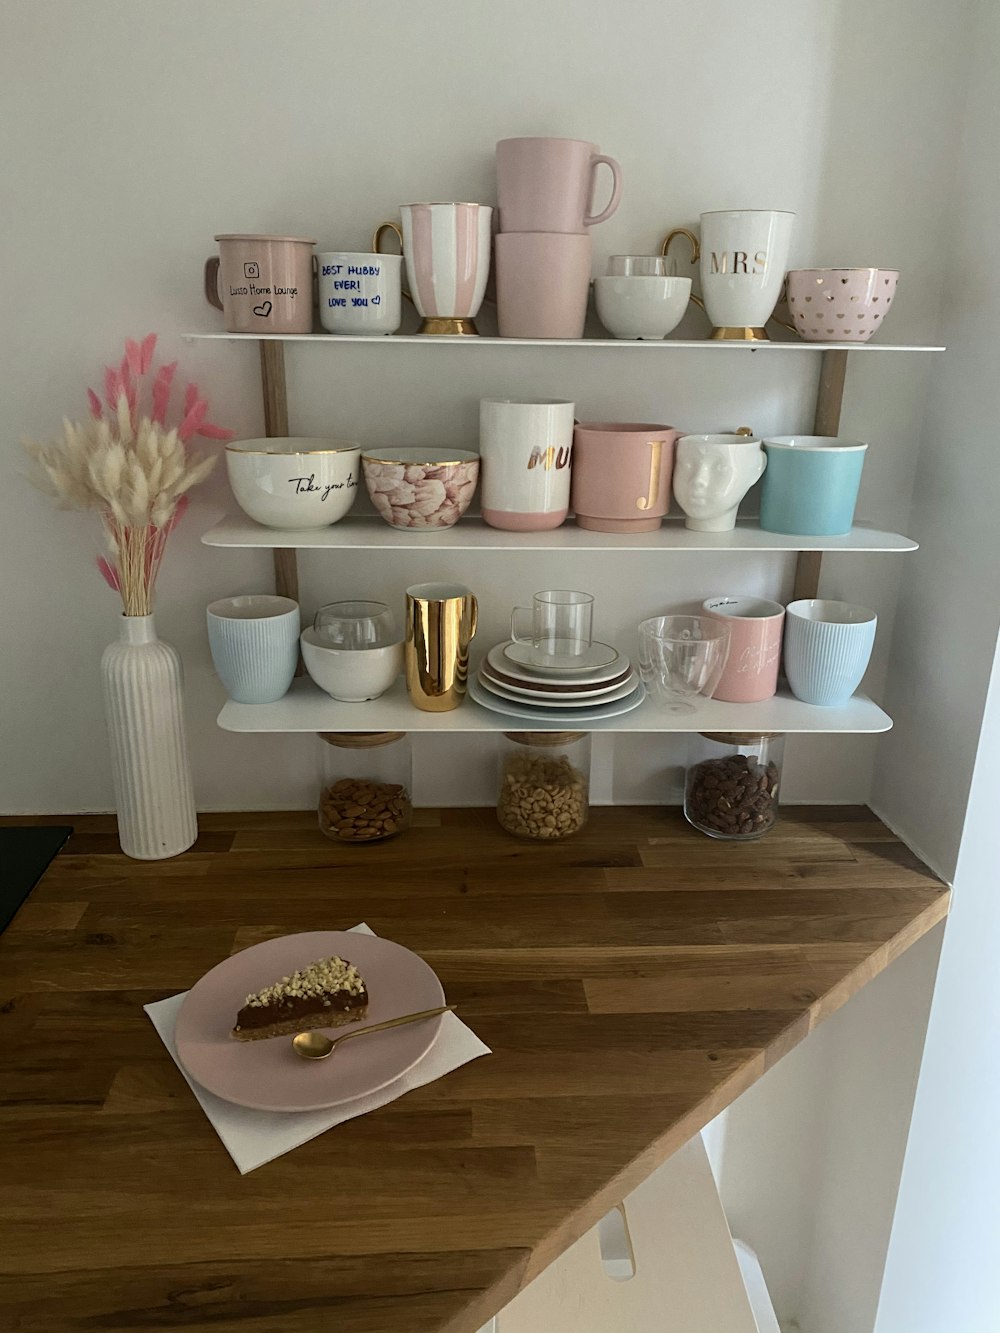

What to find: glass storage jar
left=497, top=731, right=591, bottom=840
left=317, top=732, right=412, bottom=843
left=684, top=732, right=785, bottom=840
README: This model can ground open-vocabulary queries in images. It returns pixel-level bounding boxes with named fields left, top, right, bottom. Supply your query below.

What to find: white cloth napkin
left=144, top=922, right=490, bottom=1174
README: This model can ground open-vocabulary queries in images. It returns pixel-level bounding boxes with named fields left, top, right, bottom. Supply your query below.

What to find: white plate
left=495, top=640, right=624, bottom=679
left=470, top=674, right=645, bottom=723
left=503, top=639, right=621, bottom=675
left=478, top=669, right=639, bottom=708
left=482, top=655, right=634, bottom=698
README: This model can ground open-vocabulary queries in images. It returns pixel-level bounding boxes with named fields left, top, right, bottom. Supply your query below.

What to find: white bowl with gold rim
left=225, top=437, right=361, bottom=529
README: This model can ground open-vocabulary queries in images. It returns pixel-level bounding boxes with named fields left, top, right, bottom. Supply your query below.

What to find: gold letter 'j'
left=636, top=439, right=663, bottom=511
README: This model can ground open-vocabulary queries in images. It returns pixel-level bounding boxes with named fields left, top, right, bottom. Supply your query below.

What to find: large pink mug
left=571, top=422, right=679, bottom=533
left=496, top=137, right=623, bottom=234
left=204, top=234, right=315, bottom=334
left=495, top=232, right=593, bottom=339
left=703, top=596, right=785, bottom=703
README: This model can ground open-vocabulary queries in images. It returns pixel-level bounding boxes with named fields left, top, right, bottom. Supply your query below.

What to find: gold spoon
left=291, top=1005, right=455, bottom=1061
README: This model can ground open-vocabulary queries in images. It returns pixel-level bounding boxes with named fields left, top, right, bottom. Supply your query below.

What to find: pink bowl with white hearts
left=362, top=448, right=480, bottom=530
left=786, top=268, right=899, bottom=342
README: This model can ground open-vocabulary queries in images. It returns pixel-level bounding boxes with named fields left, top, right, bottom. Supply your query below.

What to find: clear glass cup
left=313, top=600, right=396, bottom=650
left=510, top=590, right=594, bottom=660
left=637, top=615, right=731, bottom=713
left=607, top=255, right=676, bottom=277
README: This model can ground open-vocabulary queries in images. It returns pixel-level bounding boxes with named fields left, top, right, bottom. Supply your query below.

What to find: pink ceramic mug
left=570, top=423, right=679, bottom=533
left=204, top=234, right=315, bottom=334
left=373, top=204, right=493, bottom=335
left=496, top=137, right=623, bottom=234
left=495, top=232, right=593, bottom=339
left=703, top=596, right=785, bottom=702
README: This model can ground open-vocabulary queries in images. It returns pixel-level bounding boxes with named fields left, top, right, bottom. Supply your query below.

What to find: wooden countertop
left=0, top=806, right=948, bottom=1333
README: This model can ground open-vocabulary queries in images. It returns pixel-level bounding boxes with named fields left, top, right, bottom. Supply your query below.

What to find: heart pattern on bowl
left=786, top=268, right=898, bottom=342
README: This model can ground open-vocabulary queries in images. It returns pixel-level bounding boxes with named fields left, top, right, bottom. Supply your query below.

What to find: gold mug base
left=418, top=317, right=479, bottom=336
left=710, top=326, right=770, bottom=341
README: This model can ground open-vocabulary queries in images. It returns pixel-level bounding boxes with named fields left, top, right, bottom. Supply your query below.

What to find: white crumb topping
left=244, top=956, right=366, bottom=1008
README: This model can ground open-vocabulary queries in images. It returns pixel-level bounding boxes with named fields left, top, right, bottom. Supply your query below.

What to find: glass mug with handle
left=661, top=210, right=795, bottom=340
left=511, top=590, right=594, bottom=665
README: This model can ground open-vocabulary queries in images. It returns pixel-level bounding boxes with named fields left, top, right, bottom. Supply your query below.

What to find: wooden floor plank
left=0, top=806, right=947, bottom=1332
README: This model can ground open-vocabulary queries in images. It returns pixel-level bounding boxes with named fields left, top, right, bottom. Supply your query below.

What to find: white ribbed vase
left=101, top=615, right=197, bottom=860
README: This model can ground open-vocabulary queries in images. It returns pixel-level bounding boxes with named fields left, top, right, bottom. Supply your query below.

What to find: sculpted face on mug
left=673, top=436, right=767, bottom=532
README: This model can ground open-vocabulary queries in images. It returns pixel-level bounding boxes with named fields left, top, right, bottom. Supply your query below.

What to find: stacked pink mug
left=494, top=137, right=623, bottom=339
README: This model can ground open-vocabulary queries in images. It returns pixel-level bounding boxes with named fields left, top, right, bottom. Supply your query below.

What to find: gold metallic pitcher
left=405, top=583, right=478, bottom=711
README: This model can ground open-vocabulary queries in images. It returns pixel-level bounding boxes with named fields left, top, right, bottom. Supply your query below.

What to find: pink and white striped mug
left=373, top=203, right=492, bottom=335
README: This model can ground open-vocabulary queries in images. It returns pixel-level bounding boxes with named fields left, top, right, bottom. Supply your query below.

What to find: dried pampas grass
left=23, top=335, right=232, bottom=615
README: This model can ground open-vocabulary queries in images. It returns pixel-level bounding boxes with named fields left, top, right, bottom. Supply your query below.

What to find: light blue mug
left=760, top=436, right=867, bottom=536
left=784, top=599, right=877, bottom=706
left=207, top=594, right=300, bottom=704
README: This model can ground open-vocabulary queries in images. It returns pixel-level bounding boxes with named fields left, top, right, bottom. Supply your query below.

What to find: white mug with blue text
left=318, top=251, right=402, bottom=335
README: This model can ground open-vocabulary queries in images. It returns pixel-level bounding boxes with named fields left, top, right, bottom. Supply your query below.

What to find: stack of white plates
left=472, top=641, right=645, bottom=723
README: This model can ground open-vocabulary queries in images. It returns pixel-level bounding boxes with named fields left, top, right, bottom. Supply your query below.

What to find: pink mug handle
left=203, top=256, right=223, bottom=312
left=585, top=154, right=623, bottom=227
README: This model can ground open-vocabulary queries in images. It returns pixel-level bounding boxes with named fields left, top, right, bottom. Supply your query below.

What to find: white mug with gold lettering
left=479, top=398, right=575, bottom=531
left=662, top=209, right=795, bottom=340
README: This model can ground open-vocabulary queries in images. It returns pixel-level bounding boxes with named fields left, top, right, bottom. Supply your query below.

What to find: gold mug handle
left=372, top=222, right=414, bottom=305
left=766, top=273, right=798, bottom=334
left=636, top=438, right=664, bottom=511
left=467, top=594, right=478, bottom=643
left=661, top=227, right=706, bottom=314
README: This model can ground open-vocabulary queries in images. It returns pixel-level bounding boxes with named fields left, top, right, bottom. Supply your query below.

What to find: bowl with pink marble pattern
left=362, top=448, right=480, bottom=531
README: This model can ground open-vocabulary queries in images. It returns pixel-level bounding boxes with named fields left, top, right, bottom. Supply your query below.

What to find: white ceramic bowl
left=300, top=627, right=403, bottom=702
left=594, top=276, right=692, bottom=340
left=225, top=437, right=361, bottom=530
left=362, top=448, right=480, bottom=530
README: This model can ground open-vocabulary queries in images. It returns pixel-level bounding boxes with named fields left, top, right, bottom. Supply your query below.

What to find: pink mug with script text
left=496, top=137, right=623, bottom=234
left=703, top=596, right=785, bottom=702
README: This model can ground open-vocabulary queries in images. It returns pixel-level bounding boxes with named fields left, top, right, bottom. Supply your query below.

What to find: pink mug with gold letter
left=703, top=596, right=785, bottom=702
left=570, top=422, right=679, bottom=533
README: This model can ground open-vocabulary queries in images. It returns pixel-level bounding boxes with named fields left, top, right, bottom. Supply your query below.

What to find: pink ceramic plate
left=175, top=931, right=445, bottom=1112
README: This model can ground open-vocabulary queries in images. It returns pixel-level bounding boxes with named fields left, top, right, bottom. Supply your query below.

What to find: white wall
left=0, top=0, right=952, bottom=814
left=869, top=3, right=1000, bottom=1327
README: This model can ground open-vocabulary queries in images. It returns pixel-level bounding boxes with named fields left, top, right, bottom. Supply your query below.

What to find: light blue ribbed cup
left=784, top=599, right=877, bottom=706
left=207, top=595, right=300, bottom=704
left=760, top=436, right=867, bottom=536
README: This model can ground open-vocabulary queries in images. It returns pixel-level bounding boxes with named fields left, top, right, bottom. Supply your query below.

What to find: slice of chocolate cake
left=231, top=955, right=368, bottom=1041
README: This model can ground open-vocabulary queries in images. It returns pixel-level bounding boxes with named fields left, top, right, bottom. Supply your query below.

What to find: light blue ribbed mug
left=207, top=595, right=299, bottom=704
left=784, top=599, right=877, bottom=706
left=760, top=436, right=867, bottom=536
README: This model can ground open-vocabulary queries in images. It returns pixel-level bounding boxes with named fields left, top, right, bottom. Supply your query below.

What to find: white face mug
left=662, top=210, right=795, bottom=339
left=672, top=433, right=767, bottom=532
left=317, top=252, right=402, bottom=335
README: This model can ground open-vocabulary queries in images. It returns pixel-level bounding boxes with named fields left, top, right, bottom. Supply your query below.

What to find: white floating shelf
left=217, top=676, right=892, bottom=735
left=186, top=331, right=944, bottom=352
left=202, top=514, right=917, bottom=554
